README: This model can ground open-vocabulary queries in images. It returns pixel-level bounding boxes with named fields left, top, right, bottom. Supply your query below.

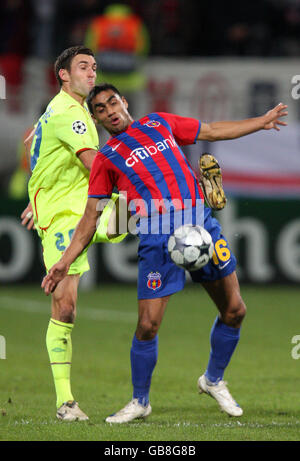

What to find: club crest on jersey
left=147, top=272, right=162, bottom=291
left=72, top=120, right=87, bottom=134
left=144, top=120, right=161, bottom=128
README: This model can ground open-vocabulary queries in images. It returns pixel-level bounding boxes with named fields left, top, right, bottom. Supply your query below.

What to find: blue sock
left=205, top=317, right=240, bottom=384
left=130, top=334, right=158, bottom=406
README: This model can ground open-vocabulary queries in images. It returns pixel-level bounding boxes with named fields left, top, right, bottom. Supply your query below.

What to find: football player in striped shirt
left=42, top=83, right=287, bottom=423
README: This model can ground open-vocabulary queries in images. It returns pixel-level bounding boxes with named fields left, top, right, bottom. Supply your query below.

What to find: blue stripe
left=175, top=145, right=203, bottom=205
left=150, top=114, right=199, bottom=201
left=140, top=116, right=191, bottom=200
left=88, top=194, right=111, bottom=198
left=155, top=114, right=205, bottom=221
left=100, top=138, right=155, bottom=212
left=121, top=131, right=174, bottom=204
left=194, top=120, right=201, bottom=142
left=31, top=121, right=42, bottom=171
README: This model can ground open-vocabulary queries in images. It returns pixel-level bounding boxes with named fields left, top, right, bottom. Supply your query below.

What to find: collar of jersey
left=60, top=89, right=87, bottom=110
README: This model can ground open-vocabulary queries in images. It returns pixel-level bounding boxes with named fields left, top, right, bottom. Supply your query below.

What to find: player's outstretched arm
left=41, top=197, right=102, bottom=295
left=198, top=103, right=288, bottom=141
left=262, top=104, right=288, bottom=131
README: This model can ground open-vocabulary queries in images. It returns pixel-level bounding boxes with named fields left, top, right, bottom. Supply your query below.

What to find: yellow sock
left=46, top=318, right=74, bottom=409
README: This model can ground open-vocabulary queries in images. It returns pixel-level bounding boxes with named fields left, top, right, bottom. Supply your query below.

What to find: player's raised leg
left=46, top=274, right=88, bottom=421
left=105, top=296, right=170, bottom=423
left=199, top=153, right=227, bottom=211
left=198, top=272, right=246, bottom=416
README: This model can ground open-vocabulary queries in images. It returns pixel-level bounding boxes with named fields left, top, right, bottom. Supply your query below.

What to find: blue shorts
left=137, top=211, right=236, bottom=300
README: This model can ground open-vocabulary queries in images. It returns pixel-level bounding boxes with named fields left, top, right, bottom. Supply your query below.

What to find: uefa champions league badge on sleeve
left=147, top=272, right=162, bottom=291
left=72, top=120, right=87, bottom=134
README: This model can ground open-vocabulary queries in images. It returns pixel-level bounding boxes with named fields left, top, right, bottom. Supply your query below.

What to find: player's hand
left=262, top=103, right=288, bottom=131
left=21, top=202, right=35, bottom=230
left=41, top=262, right=69, bottom=295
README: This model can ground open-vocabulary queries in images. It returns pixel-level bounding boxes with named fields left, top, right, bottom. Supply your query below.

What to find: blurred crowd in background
left=0, top=0, right=299, bottom=195
left=2, top=0, right=300, bottom=64
left=1, top=0, right=300, bottom=198
left=1, top=0, right=300, bottom=115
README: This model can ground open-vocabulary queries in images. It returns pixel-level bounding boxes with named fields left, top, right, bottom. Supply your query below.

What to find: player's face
left=66, top=54, right=97, bottom=97
left=91, top=90, right=133, bottom=135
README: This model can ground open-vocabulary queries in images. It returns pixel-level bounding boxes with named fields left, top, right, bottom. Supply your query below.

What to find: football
left=168, top=224, right=213, bottom=271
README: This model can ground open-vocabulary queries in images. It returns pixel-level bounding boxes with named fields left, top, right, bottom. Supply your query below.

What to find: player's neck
left=61, top=86, right=86, bottom=106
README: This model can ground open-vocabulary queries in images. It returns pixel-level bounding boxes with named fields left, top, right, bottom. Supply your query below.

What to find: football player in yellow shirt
left=22, top=46, right=125, bottom=421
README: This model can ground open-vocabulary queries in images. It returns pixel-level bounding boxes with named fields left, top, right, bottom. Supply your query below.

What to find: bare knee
left=136, top=319, right=160, bottom=341
left=52, top=296, right=76, bottom=324
left=135, top=297, right=169, bottom=341
left=58, top=305, right=76, bottom=324
left=50, top=274, right=79, bottom=324
left=220, top=297, right=246, bottom=328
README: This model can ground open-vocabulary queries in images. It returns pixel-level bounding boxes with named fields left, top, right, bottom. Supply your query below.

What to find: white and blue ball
left=168, top=224, right=213, bottom=271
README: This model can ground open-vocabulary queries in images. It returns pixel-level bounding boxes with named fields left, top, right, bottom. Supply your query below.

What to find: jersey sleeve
left=54, top=106, right=97, bottom=155
left=158, top=113, right=201, bottom=145
left=88, top=153, right=114, bottom=198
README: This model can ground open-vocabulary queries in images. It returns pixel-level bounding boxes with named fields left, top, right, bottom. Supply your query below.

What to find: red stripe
left=223, top=171, right=300, bottom=187
left=151, top=120, right=203, bottom=205
left=107, top=135, right=169, bottom=215
left=76, top=148, right=92, bottom=156
left=33, top=187, right=42, bottom=221
left=97, top=147, right=148, bottom=216
left=131, top=117, right=184, bottom=211
left=33, top=187, right=54, bottom=232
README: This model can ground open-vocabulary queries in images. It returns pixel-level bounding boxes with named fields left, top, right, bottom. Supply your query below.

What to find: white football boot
left=105, top=398, right=152, bottom=424
left=56, top=400, right=89, bottom=421
left=198, top=375, right=243, bottom=417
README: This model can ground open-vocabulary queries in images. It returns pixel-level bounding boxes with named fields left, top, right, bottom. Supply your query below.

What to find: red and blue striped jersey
left=88, top=112, right=204, bottom=217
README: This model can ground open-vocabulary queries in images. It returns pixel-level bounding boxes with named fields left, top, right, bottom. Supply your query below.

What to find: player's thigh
left=51, top=274, right=80, bottom=322
left=41, top=214, right=90, bottom=275
left=201, top=271, right=246, bottom=327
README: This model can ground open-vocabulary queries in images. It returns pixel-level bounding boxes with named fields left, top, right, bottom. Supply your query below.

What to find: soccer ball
left=168, top=224, right=213, bottom=271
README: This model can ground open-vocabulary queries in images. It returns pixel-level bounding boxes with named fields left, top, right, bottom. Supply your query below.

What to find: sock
left=46, top=318, right=74, bottom=408
left=130, top=334, right=158, bottom=406
left=205, top=316, right=240, bottom=384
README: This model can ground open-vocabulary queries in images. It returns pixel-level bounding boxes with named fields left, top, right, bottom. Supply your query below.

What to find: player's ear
left=59, top=68, right=70, bottom=85
left=122, top=96, right=128, bottom=110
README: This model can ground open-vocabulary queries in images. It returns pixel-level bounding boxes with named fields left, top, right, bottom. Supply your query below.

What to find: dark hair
left=87, top=83, right=121, bottom=114
left=54, top=46, right=95, bottom=86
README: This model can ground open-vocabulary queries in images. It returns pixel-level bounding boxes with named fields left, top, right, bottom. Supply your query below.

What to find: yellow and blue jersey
left=28, top=90, right=98, bottom=233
